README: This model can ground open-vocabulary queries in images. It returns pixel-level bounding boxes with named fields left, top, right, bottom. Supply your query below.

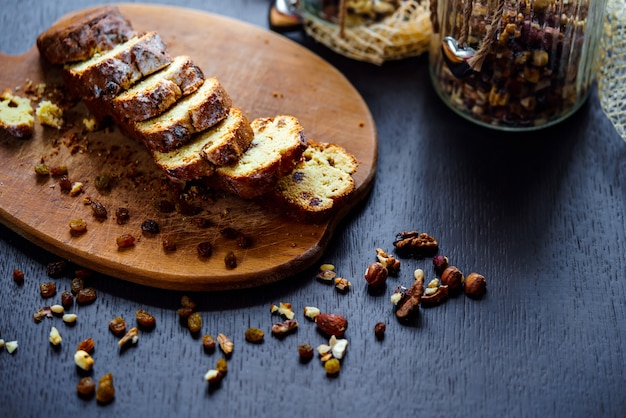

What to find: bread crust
left=37, top=6, right=135, bottom=64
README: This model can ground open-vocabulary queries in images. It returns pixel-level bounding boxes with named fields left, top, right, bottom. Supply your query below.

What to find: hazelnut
left=364, top=262, right=388, bottom=287
left=464, top=272, right=487, bottom=297
left=440, top=266, right=464, bottom=291
left=432, top=255, right=449, bottom=275
left=315, top=313, right=348, bottom=337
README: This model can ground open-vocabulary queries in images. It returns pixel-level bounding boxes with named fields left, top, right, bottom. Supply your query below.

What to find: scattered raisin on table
left=76, top=377, right=96, bottom=397
left=109, top=317, right=127, bottom=335
left=61, top=290, right=74, bottom=307
left=46, top=260, right=67, bottom=278
left=13, top=269, right=24, bottom=283
left=96, top=373, right=115, bottom=404
left=116, top=233, right=135, bottom=248
left=91, top=201, right=108, bottom=220
left=70, top=277, right=84, bottom=294
left=141, top=219, right=160, bottom=234
left=224, top=251, right=237, bottom=269
left=115, top=207, right=130, bottom=225
left=40, top=282, right=57, bottom=298
left=76, top=288, right=97, bottom=304
left=187, top=312, right=202, bottom=333
left=202, top=334, right=216, bottom=351
left=244, top=327, right=265, bottom=343
left=136, top=309, right=156, bottom=328
left=197, top=242, right=212, bottom=257
left=298, top=343, right=314, bottom=361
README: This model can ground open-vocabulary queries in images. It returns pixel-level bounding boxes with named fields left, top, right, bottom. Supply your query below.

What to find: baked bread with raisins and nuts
left=0, top=90, right=34, bottom=138
left=36, top=5, right=136, bottom=64
left=270, top=140, right=358, bottom=222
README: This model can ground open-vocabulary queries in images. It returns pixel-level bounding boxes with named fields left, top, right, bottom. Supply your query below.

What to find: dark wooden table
left=2, top=1, right=625, bottom=417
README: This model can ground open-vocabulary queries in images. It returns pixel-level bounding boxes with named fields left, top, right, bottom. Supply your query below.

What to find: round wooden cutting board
left=0, top=4, right=377, bottom=291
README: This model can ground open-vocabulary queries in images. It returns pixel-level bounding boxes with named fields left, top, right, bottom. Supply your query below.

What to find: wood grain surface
left=0, top=4, right=377, bottom=290
left=1, top=1, right=625, bottom=418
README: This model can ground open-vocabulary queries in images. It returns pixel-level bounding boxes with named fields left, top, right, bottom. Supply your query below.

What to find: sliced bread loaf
left=111, top=55, right=205, bottom=122
left=37, top=6, right=135, bottom=64
left=271, top=141, right=358, bottom=222
left=208, top=115, right=307, bottom=199
left=129, top=77, right=232, bottom=152
left=63, top=31, right=171, bottom=101
left=151, top=107, right=254, bottom=180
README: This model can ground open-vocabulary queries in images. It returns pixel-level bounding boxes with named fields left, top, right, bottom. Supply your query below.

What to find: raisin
left=197, top=242, right=212, bottom=257
left=76, top=377, right=96, bottom=397
left=141, top=219, right=160, bottom=234
left=50, top=165, right=68, bottom=176
left=109, top=317, right=127, bottom=335
left=116, top=233, right=135, bottom=248
left=96, top=373, right=115, bottom=404
left=202, top=334, right=216, bottom=351
left=58, top=175, right=72, bottom=191
left=46, top=260, right=67, bottom=278
left=40, top=282, right=57, bottom=298
left=224, top=251, right=237, bottom=269
left=34, top=163, right=50, bottom=176
left=70, top=277, right=84, bottom=294
left=162, top=236, right=177, bottom=252
left=61, top=290, right=74, bottom=307
left=216, top=358, right=228, bottom=374
left=324, top=358, right=341, bottom=375
left=91, top=201, right=108, bottom=220
left=115, top=207, right=130, bottom=225
left=136, top=309, right=156, bottom=328
left=298, top=343, right=314, bottom=361
left=94, top=175, right=111, bottom=191
left=244, top=327, right=265, bottom=343
left=187, top=312, right=202, bottom=333
left=12, top=269, right=24, bottom=283
left=374, top=322, right=386, bottom=339
left=76, top=288, right=97, bottom=304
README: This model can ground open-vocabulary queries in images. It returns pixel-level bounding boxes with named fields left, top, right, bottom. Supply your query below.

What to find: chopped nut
left=414, top=268, right=425, bottom=281
left=375, top=248, right=401, bottom=274
left=244, top=327, right=265, bottom=343
left=136, top=309, right=156, bottom=328
left=271, top=319, right=299, bottom=336
left=315, top=313, right=348, bottom=337
left=395, top=273, right=424, bottom=320
left=272, top=302, right=295, bottom=319
left=364, top=262, right=388, bottom=287
left=303, top=306, right=321, bottom=320
left=49, top=326, right=62, bottom=346
left=118, top=327, right=139, bottom=347
left=77, top=338, right=95, bottom=353
left=329, top=335, right=348, bottom=360
left=204, top=369, right=223, bottom=384
left=464, top=272, right=487, bottom=297
left=374, top=322, right=386, bottom=339
left=69, top=182, right=83, bottom=196
left=393, top=231, right=439, bottom=257
left=390, top=287, right=405, bottom=306
left=96, top=373, right=115, bottom=404
left=34, top=306, right=52, bottom=322
left=74, top=350, right=94, bottom=370
left=315, top=265, right=336, bottom=283
left=5, top=340, right=18, bottom=354
left=217, top=333, right=234, bottom=355
left=109, top=316, right=127, bottom=335
left=0, top=339, right=4, bottom=349
left=76, top=377, right=96, bottom=397
left=334, top=277, right=351, bottom=292
left=427, top=278, right=440, bottom=289
left=421, top=284, right=450, bottom=306
left=317, top=343, right=332, bottom=357
left=62, top=313, right=78, bottom=323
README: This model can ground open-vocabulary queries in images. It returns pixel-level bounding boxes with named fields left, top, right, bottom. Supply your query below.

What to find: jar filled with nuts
left=428, top=0, right=608, bottom=130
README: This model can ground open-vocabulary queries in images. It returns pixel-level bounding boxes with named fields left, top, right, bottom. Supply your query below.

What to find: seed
left=116, top=233, right=135, bottom=248
left=324, top=358, right=341, bottom=375
left=115, top=207, right=130, bottom=225
left=49, top=326, right=62, bottom=346
left=224, top=251, right=237, bottom=269
left=70, top=277, right=84, bottom=294
left=63, top=313, right=78, bottom=323
left=244, top=327, right=265, bottom=343
left=76, top=287, right=97, bottom=304
left=50, top=304, right=64, bottom=314
left=74, top=350, right=94, bottom=370
left=96, top=373, right=115, bottom=404
left=12, top=269, right=24, bottom=283
left=202, top=334, right=216, bottom=351
left=69, top=218, right=87, bottom=233
left=196, top=241, right=212, bottom=257
left=109, top=316, right=126, bottom=335
left=76, top=377, right=96, bottom=397
left=46, top=260, right=67, bottom=278
left=40, top=282, right=57, bottom=298
left=77, top=338, right=95, bottom=353
left=136, top=309, right=156, bottom=328
left=374, top=322, right=386, bottom=339
left=61, top=291, right=74, bottom=307
left=298, top=343, right=314, bottom=361
left=187, top=312, right=202, bottom=333
left=141, top=219, right=160, bottom=234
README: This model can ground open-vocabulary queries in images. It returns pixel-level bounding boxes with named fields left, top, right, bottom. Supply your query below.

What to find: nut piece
left=364, top=262, right=388, bottom=287
left=74, top=350, right=94, bottom=370
left=421, top=284, right=450, bottom=306
left=440, top=266, right=464, bottom=291
left=50, top=304, right=65, bottom=314
left=395, top=273, right=424, bottom=320
left=329, top=335, right=348, bottom=360
left=49, top=326, right=62, bottom=346
left=393, top=231, right=439, bottom=257
left=118, top=327, right=139, bottom=347
left=375, top=248, right=401, bottom=274
left=464, top=272, right=487, bottom=297
left=303, top=306, right=321, bottom=320
left=315, top=313, right=348, bottom=337
left=204, top=369, right=224, bottom=384
left=96, top=373, right=115, bottom=404
left=217, top=333, right=234, bottom=355
left=62, top=313, right=78, bottom=323
left=271, top=319, right=299, bottom=336
left=334, top=277, right=351, bottom=292
left=5, top=340, right=18, bottom=354
left=271, top=302, right=295, bottom=319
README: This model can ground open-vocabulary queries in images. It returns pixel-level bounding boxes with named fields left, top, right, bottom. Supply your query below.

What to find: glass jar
left=428, top=0, right=608, bottom=130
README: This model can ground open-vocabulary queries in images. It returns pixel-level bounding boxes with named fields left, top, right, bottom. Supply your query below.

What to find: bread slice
left=110, top=55, right=205, bottom=122
left=208, top=115, right=307, bottom=199
left=129, top=77, right=232, bottom=152
left=271, top=141, right=358, bottom=222
left=36, top=6, right=135, bottom=64
left=0, top=90, right=34, bottom=138
left=151, top=107, right=254, bottom=180
left=63, top=31, right=171, bottom=101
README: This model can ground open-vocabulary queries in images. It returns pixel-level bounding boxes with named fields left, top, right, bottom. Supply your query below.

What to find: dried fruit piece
left=196, top=241, right=212, bottom=257
left=96, top=373, right=115, bottom=404
left=314, top=313, right=348, bottom=337
left=393, top=231, right=439, bottom=257
left=464, top=272, right=487, bottom=297
left=74, top=350, right=94, bottom=370
left=187, top=312, right=202, bottom=333
left=324, top=358, right=341, bottom=375
left=395, top=273, right=424, bottom=320
left=224, top=251, right=237, bottom=269
left=215, top=358, right=228, bottom=374
left=298, top=343, right=314, bottom=361
left=433, top=255, right=450, bottom=275
left=76, top=377, right=96, bottom=397
left=35, top=163, right=50, bottom=176
left=374, top=322, right=386, bottom=339
left=244, top=327, right=265, bottom=343
left=39, top=282, right=57, bottom=298
left=70, top=277, right=84, bottom=294
left=217, top=333, right=234, bottom=355
left=141, top=219, right=160, bottom=234
left=13, top=269, right=24, bottom=283
left=116, top=233, right=135, bottom=248
left=46, top=260, right=67, bottom=278
left=61, top=291, right=74, bottom=307
left=69, top=219, right=87, bottom=233
left=202, top=334, right=216, bottom=351
left=90, top=201, right=108, bottom=220
left=136, top=309, right=156, bottom=328
left=109, top=316, right=127, bottom=335
left=115, top=207, right=130, bottom=225
left=76, top=287, right=97, bottom=304
left=162, top=237, right=177, bottom=252
left=375, top=248, right=401, bottom=274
